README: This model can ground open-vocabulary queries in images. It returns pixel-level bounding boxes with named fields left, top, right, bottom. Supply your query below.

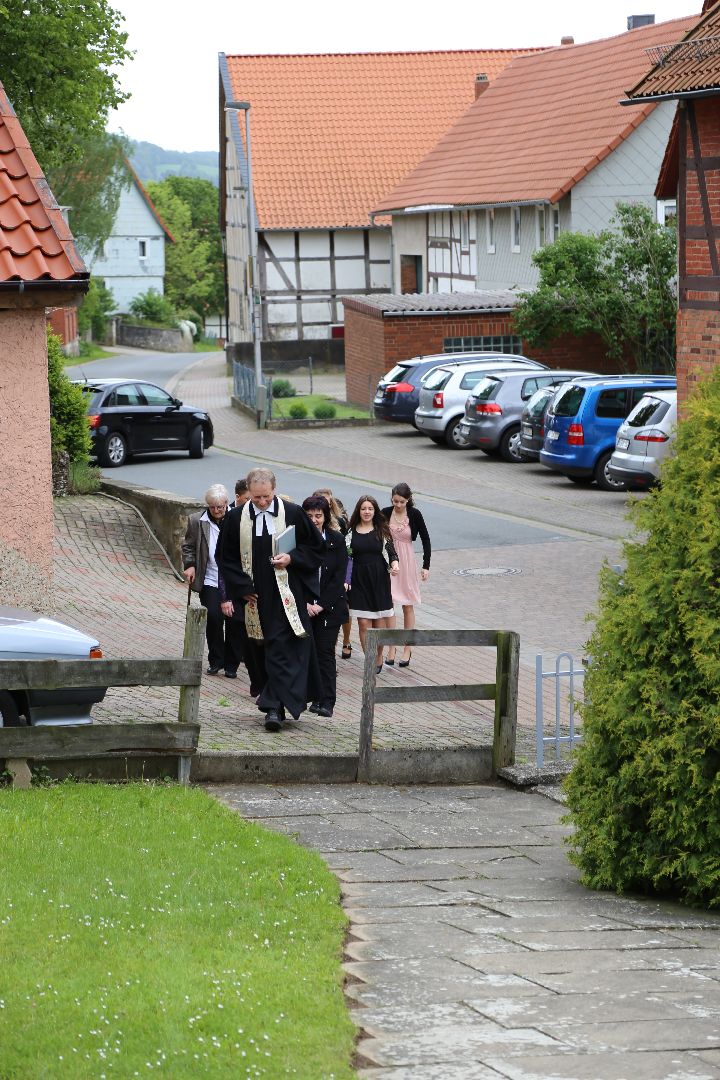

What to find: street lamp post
left=225, top=100, right=265, bottom=428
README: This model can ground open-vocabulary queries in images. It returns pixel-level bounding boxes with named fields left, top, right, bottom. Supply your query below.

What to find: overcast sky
left=107, top=0, right=700, bottom=152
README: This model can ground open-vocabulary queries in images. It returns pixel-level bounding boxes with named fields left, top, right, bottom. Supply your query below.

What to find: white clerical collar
left=251, top=497, right=277, bottom=536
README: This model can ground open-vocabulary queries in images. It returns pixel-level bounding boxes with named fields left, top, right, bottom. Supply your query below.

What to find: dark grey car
left=459, top=369, right=591, bottom=462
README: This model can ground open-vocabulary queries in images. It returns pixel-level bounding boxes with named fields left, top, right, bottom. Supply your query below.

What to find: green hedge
left=565, top=372, right=720, bottom=908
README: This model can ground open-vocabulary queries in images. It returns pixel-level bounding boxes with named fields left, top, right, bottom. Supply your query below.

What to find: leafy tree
left=145, top=177, right=225, bottom=323
left=129, top=288, right=179, bottom=327
left=565, top=371, right=720, bottom=908
left=77, top=277, right=116, bottom=341
left=49, top=132, right=131, bottom=257
left=0, top=1, right=132, bottom=172
left=514, top=203, right=677, bottom=373
left=47, top=331, right=91, bottom=463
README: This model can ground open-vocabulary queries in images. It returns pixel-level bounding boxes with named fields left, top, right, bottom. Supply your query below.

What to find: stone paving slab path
left=209, top=782, right=720, bottom=1080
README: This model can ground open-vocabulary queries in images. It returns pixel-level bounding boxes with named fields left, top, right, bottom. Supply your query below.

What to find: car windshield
left=423, top=368, right=453, bottom=391
left=627, top=396, right=672, bottom=427
left=470, top=376, right=501, bottom=402
left=459, top=370, right=495, bottom=391
left=383, top=364, right=411, bottom=384
left=552, top=384, right=587, bottom=417
left=79, top=389, right=104, bottom=411
left=525, top=387, right=554, bottom=419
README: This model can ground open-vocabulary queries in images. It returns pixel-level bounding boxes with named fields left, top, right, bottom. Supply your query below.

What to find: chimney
left=560, top=35, right=574, bottom=46
left=474, top=73, right=489, bottom=100
left=627, top=14, right=655, bottom=29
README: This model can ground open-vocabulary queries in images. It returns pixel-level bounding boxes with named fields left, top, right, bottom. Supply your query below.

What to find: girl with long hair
left=346, top=495, right=399, bottom=673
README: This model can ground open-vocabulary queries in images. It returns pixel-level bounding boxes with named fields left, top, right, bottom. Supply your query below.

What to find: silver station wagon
left=414, top=355, right=546, bottom=449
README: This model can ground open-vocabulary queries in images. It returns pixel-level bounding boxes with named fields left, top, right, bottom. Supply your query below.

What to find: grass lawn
left=194, top=339, right=224, bottom=352
left=0, top=784, right=356, bottom=1078
left=272, top=394, right=369, bottom=420
left=64, top=343, right=114, bottom=366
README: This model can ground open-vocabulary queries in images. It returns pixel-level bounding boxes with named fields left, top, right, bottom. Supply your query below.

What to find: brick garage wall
left=677, top=98, right=720, bottom=410
left=343, top=300, right=622, bottom=406
left=47, top=306, right=79, bottom=354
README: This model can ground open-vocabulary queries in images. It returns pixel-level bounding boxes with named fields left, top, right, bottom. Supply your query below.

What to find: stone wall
left=100, top=478, right=203, bottom=574
left=117, top=323, right=187, bottom=353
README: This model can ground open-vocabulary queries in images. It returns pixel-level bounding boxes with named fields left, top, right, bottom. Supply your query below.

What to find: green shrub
left=272, top=378, right=297, bottom=399
left=77, top=277, right=115, bottom=341
left=47, top=332, right=91, bottom=464
left=313, top=402, right=337, bottom=420
left=565, top=371, right=720, bottom=908
left=68, top=460, right=102, bottom=494
left=288, top=402, right=308, bottom=419
left=128, top=287, right=179, bottom=327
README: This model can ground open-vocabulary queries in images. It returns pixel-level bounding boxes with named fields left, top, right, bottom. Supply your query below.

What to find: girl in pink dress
left=382, top=483, right=431, bottom=668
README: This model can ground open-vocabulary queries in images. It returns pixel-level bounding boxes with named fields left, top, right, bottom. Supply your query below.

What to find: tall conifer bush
left=565, top=372, right=720, bottom=908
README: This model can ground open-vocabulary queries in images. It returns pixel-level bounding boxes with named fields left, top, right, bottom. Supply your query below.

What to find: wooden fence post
left=357, top=628, right=379, bottom=782
left=177, top=607, right=206, bottom=782
left=493, top=630, right=519, bottom=773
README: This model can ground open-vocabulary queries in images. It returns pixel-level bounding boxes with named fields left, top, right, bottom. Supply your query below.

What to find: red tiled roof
left=372, top=15, right=698, bottom=215
left=221, top=50, right=542, bottom=230
left=0, top=83, right=88, bottom=285
left=625, top=3, right=720, bottom=100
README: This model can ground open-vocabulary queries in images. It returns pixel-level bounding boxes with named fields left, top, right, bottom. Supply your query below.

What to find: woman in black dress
left=302, top=495, right=349, bottom=718
left=313, top=487, right=353, bottom=660
left=347, top=495, right=399, bottom=674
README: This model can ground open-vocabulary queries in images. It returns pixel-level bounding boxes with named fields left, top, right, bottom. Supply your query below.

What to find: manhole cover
left=453, top=567, right=522, bottom=577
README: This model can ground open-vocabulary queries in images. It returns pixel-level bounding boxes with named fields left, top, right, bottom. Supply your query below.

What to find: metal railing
left=535, top=652, right=585, bottom=767
left=232, top=361, right=271, bottom=419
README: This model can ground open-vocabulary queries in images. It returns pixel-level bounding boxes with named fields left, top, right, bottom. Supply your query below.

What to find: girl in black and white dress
left=346, top=495, right=399, bottom=674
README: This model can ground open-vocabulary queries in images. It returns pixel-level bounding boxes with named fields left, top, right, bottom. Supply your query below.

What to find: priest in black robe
left=217, top=467, right=324, bottom=731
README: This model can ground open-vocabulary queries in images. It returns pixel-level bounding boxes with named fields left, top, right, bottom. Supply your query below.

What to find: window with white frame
left=536, top=206, right=546, bottom=248
left=138, top=239, right=148, bottom=259
left=486, top=208, right=495, bottom=254
left=657, top=199, right=677, bottom=228
left=512, top=207, right=521, bottom=252
left=460, top=211, right=469, bottom=252
left=552, top=207, right=560, bottom=242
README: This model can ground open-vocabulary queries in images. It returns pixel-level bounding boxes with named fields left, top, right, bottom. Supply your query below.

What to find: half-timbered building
left=219, top=48, right=539, bottom=365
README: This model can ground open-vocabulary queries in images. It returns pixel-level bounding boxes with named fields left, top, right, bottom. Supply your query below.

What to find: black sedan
left=74, top=378, right=214, bottom=468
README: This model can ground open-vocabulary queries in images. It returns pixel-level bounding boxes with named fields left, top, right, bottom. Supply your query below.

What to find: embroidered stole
left=239, top=499, right=307, bottom=640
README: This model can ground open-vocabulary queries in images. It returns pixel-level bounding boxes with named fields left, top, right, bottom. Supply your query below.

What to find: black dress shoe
left=224, top=669, right=237, bottom=678
left=206, top=666, right=221, bottom=675
left=316, top=705, right=333, bottom=718
left=308, top=702, right=321, bottom=714
left=264, top=709, right=284, bottom=732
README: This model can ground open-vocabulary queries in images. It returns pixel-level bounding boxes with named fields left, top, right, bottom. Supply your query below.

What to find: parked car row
left=373, top=352, right=678, bottom=491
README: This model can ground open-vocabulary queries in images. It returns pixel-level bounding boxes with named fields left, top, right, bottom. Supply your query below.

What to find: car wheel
left=566, top=475, right=594, bottom=485
left=429, top=435, right=445, bottom=446
left=0, top=689, right=20, bottom=726
left=101, top=432, right=127, bottom=468
left=594, top=451, right=627, bottom=492
left=499, top=425, right=523, bottom=463
left=445, top=417, right=470, bottom=450
left=189, top=426, right=205, bottom=459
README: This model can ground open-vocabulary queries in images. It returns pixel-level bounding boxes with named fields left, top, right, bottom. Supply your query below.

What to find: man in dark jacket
left=217, top=467, right=323, bottom=731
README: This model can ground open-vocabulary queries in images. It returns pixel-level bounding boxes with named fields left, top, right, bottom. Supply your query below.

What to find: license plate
left=547, top=429, right=560, bottom=441
left=617, top=437, right=630, bottom=450
left=522, top=424, right=532, bottom=436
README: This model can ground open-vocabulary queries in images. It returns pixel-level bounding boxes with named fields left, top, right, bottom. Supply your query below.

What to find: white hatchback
left=608, top=389, right=677, bottom=489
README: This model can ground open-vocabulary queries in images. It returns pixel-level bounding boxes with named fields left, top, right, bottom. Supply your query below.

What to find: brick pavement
left=50, top=352, right=632, bottom=764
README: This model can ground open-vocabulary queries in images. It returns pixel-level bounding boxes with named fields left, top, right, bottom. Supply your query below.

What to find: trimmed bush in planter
left=288, top=403, right=308, bottom=419
left=313, top=403, right=337, bottom=420
left=565, top=370, right=720, bottom=908
left=272, top=379, right=296, bottom=399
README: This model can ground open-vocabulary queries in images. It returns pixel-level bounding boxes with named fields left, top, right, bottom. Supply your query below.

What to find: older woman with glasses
left=181, top=483, right=244, bottom=677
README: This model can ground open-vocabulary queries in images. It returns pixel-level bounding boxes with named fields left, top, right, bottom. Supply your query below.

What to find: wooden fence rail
left=359, top=627, right=519, bottom=782
left=0, top=607, right=206, bottom=788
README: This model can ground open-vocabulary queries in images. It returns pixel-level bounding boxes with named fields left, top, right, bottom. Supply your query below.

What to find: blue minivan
left=539, top=374, right=677, bottom=491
